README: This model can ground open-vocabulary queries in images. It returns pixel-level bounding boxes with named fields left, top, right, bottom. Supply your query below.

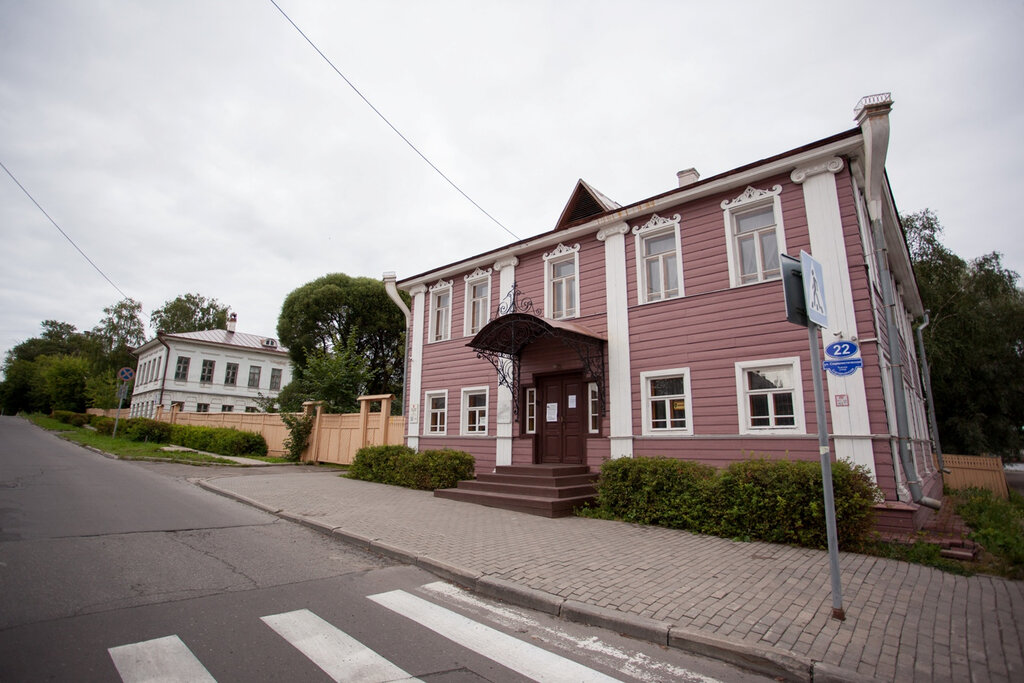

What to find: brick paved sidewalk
left=198, top=471, right=1023, bottom=683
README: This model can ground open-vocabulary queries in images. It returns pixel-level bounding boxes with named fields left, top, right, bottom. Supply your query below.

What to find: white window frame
left=523, top=386, right=537, bottom=434
left=460, top=386, right=489, bottom=436
left=542, top=243, right=580, bottom=320
left=463, top=268, right=492, bottom=336
left=633, top=214, right=684, bottom=304
left=428, top=279, right=453, bottom=343
left=424, top=390, right=448, bottom=436
left=588, top=382, right=600, bottom=434
left=734, top=357, right=805, bottom=434
left=721, top=185, right=787, bottom=288
left=640, top=368, right=693, bottom=436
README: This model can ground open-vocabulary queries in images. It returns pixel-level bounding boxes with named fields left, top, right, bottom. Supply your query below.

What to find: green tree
left=93, top=299, right=146, bottom=353
left=277, top=274, right=407, bottom=398
left=903, top=210, right=1024, bottom=457
left=0, top=358, right=48, bottom=413
left=276, top=335, right=369, bottom=413
left=38, top=355, right=91, bottom=412
left=150, top=293, right=230, bottom=334
left=84, top=370, right=120, bottom=410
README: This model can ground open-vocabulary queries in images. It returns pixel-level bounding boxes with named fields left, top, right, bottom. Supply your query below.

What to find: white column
left=597, top=222, right=633, bottom=459
left=791, top=157, right=875, bottom=479
left=492, top=256, right=519, bottom=466
left=406, top=284, right=427, bottom=451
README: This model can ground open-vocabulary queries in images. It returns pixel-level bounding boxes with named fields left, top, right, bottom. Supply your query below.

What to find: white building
left=130, top=315, right=292, bottom=416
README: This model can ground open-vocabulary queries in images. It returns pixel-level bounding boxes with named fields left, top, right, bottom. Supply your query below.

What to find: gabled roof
left=554, top=179, right=621, bottom=230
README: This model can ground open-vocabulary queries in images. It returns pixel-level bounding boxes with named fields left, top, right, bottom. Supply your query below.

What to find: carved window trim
left=542, top=243, right=580, bottom=320
left=632, top=214, right=684, bottom=304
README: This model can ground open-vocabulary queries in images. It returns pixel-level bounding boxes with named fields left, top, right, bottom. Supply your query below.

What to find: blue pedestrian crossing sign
left=800, top=251, right=828, bottom=328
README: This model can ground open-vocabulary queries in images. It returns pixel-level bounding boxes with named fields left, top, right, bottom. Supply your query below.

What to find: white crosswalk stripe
left=108, top=634, right=216, bottom=683
left=109, top=588, right=626, bottom=683
left=368, top=589, right=623, bottom=682
left=261, top=608, right=421, bottom=683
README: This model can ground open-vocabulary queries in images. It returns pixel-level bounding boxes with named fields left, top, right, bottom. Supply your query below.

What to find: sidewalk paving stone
left=198, top=471, right=1024, bottom=682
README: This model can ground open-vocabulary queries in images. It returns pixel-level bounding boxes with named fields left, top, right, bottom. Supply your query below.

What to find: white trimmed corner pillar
left=597, top=222, right=634, bottom=459
left=791, top=157, right=875, bottom=480
left=492, top=256, right=519, bottom=466
left=406, top=284, right=427, bottom=451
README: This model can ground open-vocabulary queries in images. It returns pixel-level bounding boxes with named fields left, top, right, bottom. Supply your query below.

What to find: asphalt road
left=0, top=417, right=766, bottom=682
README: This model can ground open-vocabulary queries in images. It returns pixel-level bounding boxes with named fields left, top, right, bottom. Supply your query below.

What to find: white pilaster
left=791, top=157, right=875, bottom=479
left=597, top=222, right=633, bottom=459
left=406, top=284, right=427, bottom=451
left=492, top=256, right=519, bottom=466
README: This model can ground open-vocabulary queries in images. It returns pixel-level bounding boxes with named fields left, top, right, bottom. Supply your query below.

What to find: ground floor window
left=735, top=357, right=804, bottom=433
left=523, top=387, right=536, bottom=434
left=588, top=382, right=600, bottom=434
left=196, top=403, right=209, bottom=413
left=640, top=368, right=692, bottom=435
left=425, top=390, right=447, bottom=435
left=461, top=386, right=489, bottom=436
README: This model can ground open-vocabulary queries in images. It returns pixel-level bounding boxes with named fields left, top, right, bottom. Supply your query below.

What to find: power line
left=268, top=0, right=520, bottom=242
left=1, top=160, right=132, bottom=301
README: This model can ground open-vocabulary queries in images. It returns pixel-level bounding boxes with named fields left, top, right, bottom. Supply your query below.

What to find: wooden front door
left=536, top=373, right=585, bottom=465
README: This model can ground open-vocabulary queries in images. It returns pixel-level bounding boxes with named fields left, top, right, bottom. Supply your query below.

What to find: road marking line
left=108, top=634, right=217, bottom=683
left=368, top=589, right=623, bottom=682
left=261, top=608, right=420, bottom=682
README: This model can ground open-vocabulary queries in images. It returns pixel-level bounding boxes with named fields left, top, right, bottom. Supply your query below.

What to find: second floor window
left=248, top=366, right=261, bottom=388
left=734, top=205, right=780, bottom=284
left=224, top=362, right=238, bottom=386
left=466, top=279, right=489, bottom=335
left=174, top=356, right=190, bottom=381
left=270, top=368, right=282, bottom=391
left=429, top=280, right=452, bottom=342
left=550, top=258, right=576, bottom=319
left=200, top=359, right=215, bottom=383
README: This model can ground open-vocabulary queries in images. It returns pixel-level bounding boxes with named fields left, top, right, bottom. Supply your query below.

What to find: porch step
left=434, top=464, right=597, bottom=518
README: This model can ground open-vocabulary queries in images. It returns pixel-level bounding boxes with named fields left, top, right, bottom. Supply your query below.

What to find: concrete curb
left=669, top=627, right=813, bottom=682
left=195, top=478, right=868, bottom=682
left=196, top=479, right=282, bottom=514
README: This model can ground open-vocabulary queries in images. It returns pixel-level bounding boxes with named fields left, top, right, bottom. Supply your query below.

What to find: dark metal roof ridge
left=397, top=127, right=863, bottom=287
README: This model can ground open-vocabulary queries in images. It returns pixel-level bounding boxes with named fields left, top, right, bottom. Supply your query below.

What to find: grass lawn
left=25, top=414, right=243, bottom=465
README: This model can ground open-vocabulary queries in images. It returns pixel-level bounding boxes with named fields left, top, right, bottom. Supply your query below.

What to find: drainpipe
left=856, top=94, right=940, bottom=510
left=915, top=313, right=948, bottom=473
left=156, top=332, right=171, bottom=411
left=382, top=272, right=410, bottom=417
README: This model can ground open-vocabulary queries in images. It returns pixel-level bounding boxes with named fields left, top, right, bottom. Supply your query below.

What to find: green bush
left=91, top=416, right=115, bottom=435
left=350, top=445, right=416, bottom=484
left=123, top=418, right=173, bottom=443
left=168, top=424, right=268, bottom=457
left=595, top=457, right=716, bottom=529
left=51, top=410, right=89, bottom=426
left=350, top=446, right=474, bottom=490
left=589, top=456, right=879, bottom=550
left=955, top=487, right=1024, bottom=578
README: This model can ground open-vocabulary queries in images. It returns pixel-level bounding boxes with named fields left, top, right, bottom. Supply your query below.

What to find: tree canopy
left=903, top=209, right=1024, bottom=457
left=150, top=293, right=230, bottom=334
left=277, top=274, right=408, bottom=401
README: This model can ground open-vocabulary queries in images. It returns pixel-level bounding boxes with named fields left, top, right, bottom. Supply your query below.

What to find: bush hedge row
left=589, top=456, right=881, bottom=549
left=349, top=445, right=475, bottom=490
left=48, top=411, right=267, bottom=457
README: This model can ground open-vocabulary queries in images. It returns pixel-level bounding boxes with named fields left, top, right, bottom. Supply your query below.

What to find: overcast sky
left=2, top=0, right=1022, bottom=367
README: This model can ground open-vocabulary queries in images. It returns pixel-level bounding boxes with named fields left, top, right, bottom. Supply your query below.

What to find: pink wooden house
left=384, top=94, right=940, bottom=531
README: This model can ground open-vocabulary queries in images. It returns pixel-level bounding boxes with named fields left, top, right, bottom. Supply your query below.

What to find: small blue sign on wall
left=823, top=358, right=864, bottom=376
left=825, top=340, right=859, bottom=359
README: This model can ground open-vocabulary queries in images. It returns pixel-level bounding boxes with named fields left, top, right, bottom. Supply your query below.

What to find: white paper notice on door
left=567, top=395, right=577, bottom=409
left=546, top=403, right=558, bottom=422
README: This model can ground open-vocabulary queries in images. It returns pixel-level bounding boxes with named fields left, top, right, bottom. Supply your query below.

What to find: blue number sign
left=825, top=341, right=859, bottom=359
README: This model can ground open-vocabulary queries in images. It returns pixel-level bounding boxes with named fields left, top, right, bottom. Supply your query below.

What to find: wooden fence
left=155, top=395, right=405, bottom=464
left=942, top=454, right=1010, bottom=499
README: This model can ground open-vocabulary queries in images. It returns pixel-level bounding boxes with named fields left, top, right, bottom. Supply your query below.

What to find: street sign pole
left=112, top=367, right=135, bottom=439
left=783, top=251, right=845, bottom=621
left=808, top=322, right=845, bottom=621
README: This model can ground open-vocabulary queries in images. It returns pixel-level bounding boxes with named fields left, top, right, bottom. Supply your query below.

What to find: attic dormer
left=554, top=179, right=621, bottom=230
